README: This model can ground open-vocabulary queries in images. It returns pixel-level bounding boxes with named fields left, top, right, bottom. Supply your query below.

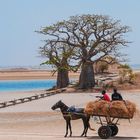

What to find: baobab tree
left=38, top=14, right=131, bottom=89
left=39, top=42, right=78, bottom=88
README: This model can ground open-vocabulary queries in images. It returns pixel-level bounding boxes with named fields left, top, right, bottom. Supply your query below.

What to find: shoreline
left=1, top=70, right=140, bottom=92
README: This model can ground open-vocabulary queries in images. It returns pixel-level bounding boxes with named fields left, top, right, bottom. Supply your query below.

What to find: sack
left=67, top=106, right=75, bottom=112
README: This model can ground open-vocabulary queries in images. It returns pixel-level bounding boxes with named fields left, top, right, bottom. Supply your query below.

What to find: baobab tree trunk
left=79, top=62, right=95, bottom=89
left=57, top=69, right=69, bottom=88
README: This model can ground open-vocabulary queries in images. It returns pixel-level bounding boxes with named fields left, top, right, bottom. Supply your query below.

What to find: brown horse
left=51, top=100, right=95, bottom=137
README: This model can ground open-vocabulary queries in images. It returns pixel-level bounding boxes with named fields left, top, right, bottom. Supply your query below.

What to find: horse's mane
left=60, top=101, right=69, bottom=109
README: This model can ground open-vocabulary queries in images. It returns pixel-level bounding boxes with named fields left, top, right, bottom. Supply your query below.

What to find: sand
left=0, top=69, right=139, bottom=80
left=0, top=70, right=140, bottom=139
left=0, top=91, right=140, bottom=140
left=0, top=70, right=80, bottom=80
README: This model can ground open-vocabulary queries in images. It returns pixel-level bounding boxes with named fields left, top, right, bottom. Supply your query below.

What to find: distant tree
left=37, top=14, right=130, bottom=89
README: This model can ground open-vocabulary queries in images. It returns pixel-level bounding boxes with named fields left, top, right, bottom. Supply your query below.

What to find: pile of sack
left=84, top=100, right=136, bottom=118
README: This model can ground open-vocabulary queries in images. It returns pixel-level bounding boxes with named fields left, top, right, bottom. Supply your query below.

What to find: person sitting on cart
left=96, top=90, right=110, bottom=101
left=111, top=88, right=123, bottom=101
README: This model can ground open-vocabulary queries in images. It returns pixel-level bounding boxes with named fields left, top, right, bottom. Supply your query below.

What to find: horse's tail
left=88, top=122, right=96, bottom=131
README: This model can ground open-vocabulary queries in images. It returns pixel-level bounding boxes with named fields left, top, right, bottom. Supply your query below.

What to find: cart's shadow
left=87, top=136, right=139, bottom=140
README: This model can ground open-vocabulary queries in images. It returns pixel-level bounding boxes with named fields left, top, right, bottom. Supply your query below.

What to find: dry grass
left=96, top=72, right=140, bottom=92
left=84, top=100, right=136, bottom=118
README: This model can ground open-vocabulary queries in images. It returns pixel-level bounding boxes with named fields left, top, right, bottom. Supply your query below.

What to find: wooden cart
left=92, top=114, right=131, bottom=139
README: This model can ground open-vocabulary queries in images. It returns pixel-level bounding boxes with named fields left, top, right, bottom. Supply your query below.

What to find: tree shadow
left=87, top=136, right=139, bottom=140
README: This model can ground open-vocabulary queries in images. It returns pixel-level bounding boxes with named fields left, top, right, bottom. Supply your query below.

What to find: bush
left=118, top=64, right=136, bottom=84
left=95, top=61, right=109, bottom=73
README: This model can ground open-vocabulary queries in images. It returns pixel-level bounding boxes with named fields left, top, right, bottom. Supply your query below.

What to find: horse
left=51, top=100, right=95, bottom=137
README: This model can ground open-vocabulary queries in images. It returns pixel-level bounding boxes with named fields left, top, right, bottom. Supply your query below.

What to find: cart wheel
left=98, top=125, right=112, bottom=139
left=109, top=124, right=118, bottom=136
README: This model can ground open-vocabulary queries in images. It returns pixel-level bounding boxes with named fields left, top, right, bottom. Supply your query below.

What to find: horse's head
left=51, top=100, right=63, bottom=110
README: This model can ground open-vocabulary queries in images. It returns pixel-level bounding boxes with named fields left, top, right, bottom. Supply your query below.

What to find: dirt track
left=0, top=92, right=140, bottom=140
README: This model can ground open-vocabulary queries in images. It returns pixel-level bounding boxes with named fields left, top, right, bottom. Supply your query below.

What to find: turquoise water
left=0, top=80, right=56, bottom=92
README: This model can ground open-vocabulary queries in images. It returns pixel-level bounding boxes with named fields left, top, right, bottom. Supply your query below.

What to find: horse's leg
left=81, top=118, right=87, bottom=137
left=68, top=120, right=72, bottom=137
left=64, top=120, right=68, bottom=137
left=84, top=116, right=91, bottom=137
left=84, top=119, right=89, bottom=137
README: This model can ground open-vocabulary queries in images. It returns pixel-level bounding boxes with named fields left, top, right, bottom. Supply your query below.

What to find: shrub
left=118, top=64, right=136, bottom=84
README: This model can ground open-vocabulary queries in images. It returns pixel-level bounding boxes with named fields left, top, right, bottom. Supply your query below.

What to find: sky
left=0, top=0, right=140, bottom=67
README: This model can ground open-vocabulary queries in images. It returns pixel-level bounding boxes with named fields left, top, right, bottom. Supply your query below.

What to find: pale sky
left=0, top=0, right=139, bottom=67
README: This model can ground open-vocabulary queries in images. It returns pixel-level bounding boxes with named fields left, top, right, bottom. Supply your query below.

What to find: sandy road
left=0, top=92, right=140, bottom=140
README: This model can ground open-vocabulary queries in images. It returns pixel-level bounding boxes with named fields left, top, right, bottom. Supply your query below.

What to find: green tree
left=40, top=42, right=77, bottom=88
left=38, top=14, right=130, bottom=89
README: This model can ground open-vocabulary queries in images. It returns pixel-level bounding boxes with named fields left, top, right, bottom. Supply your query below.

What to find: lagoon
left=0, top=80, right=56, bottom=92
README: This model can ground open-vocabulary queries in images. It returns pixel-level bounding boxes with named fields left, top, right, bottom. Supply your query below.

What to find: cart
left=92, top=114, right=131, bottom=139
